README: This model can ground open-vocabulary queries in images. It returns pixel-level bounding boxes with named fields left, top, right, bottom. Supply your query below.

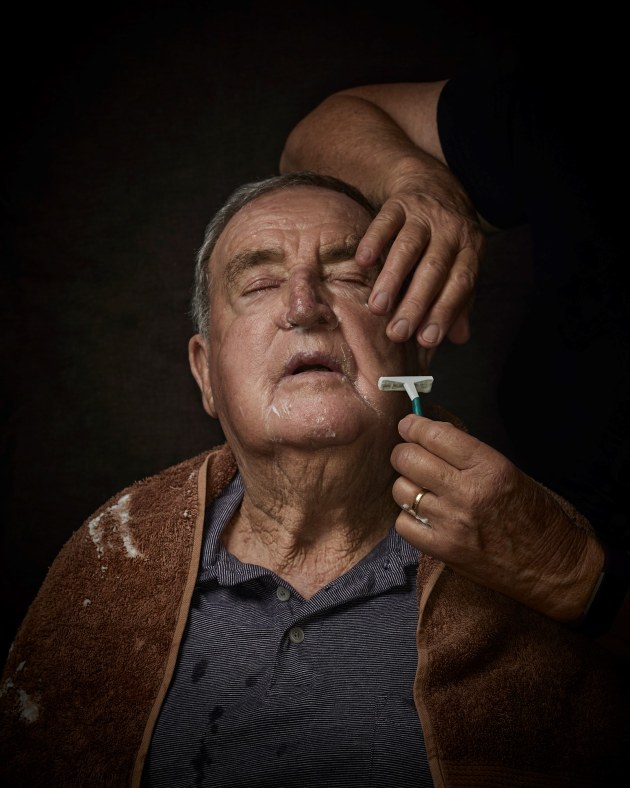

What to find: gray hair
left=191, top=171, right=378, bottom=336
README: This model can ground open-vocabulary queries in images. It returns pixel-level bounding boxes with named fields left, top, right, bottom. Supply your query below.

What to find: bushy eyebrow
left=223, top=247, right=284, bottom=293
left=223, top=236, right=364, bottom=292
left=319, top=237, right=361, bottom=264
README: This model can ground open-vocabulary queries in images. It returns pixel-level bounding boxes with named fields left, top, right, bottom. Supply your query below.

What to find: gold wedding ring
left=411, top=489, right=427, bottom=517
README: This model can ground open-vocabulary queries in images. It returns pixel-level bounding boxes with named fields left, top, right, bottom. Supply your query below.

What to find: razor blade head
left=378, top=375, right=434, bottom=393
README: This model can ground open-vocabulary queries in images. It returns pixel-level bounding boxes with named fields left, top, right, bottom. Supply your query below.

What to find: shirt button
left=289, top=626, right=304, bottom=644
left=276, top=586, right=291, bottom=601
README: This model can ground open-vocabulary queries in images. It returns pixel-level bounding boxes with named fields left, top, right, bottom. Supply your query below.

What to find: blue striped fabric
left=142, top=473, right=433, bottom=787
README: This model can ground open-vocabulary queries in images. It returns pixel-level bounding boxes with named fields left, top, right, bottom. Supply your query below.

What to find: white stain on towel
left=87, top=493, right=141, bottom=559
left=0, top=677, right=14, bottom=697
left=17, top=689, right=39, bottom=722
left=1, top=673, right=40, bottom=723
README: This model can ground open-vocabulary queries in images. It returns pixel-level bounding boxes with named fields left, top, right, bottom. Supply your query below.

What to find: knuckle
left=418, top=255, right=449, bottom=279
left=376, top=200, right=406, bottom=225
left=440, top=211, right=467, bottom=232
left=377, top=267, right=407, bottom=290
left=424, top=419, right=451, bottom=445
left=391, top=476, right=406, bottom=498
left=489, top=454, right=515, bottom=487
left=393, top=235, right=427, bottom=260
left=396, top=442, right=421, bottom=468
left=426, top=300, right=461, bottom=324
left=397, top=292, right=425, bottom=316
left=452, top=264, right=478, bottom=291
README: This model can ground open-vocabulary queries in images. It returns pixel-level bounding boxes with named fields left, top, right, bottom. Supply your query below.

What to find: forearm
left=469, top=482, right=630, bottom=654
left=280, top=91, right=474, bottom=219
left=527, top=504, right=605, bottom=622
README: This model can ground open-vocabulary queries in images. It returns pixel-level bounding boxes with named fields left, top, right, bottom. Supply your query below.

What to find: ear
left=188, top=334, right=217, bottom=418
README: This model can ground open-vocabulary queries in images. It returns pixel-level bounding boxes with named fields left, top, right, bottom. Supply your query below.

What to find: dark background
left=1, top=1, right=541, bottom=657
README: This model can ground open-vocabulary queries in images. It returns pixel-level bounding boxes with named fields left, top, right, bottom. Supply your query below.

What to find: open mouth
left=284, top=352, right=345, bottom=377
left=292, top=363, right=336, bottom=374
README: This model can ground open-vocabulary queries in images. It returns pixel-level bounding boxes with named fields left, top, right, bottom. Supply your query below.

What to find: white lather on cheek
left=356, top=389, right=387, bottom=416
left=264, top=398, right=293, bottom=422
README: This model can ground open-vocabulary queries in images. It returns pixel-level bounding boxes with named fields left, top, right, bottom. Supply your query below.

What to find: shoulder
left=90, top=443, right=236, bottom=517
left=43, top=444, right=236, bottom=578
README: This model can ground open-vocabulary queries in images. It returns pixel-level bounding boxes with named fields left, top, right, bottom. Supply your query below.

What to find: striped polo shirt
left=142, top=472, right=433, bottom=787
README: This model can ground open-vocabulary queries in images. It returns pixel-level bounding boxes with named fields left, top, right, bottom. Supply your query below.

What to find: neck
left=222, top=444, right=398, bottom=598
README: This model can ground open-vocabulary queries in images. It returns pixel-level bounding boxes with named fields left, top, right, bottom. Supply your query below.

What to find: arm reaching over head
left=280, top=83, right=489, bottom=350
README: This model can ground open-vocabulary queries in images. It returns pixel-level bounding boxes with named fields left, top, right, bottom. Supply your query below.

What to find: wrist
left=568, top=542, right=630, bottom=637
left=387, top=153, right=470, bottom=209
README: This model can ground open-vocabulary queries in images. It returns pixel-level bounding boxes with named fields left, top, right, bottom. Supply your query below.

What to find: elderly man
left=1, top=172, right=628, bottom=787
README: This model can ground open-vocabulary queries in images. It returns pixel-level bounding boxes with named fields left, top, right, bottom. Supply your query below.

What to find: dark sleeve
left=436, top=40, right=618, bottom=237
left=436, top=59, right=528, bottom=229
left=436, top=39, right=630, bottom=555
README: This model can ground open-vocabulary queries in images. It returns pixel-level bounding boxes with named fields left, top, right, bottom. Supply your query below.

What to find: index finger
left=355, top=201, right=408, bottom=269
left=355, top=203, right=431, bottom=314
left=397, top=415, right=482, bottom=471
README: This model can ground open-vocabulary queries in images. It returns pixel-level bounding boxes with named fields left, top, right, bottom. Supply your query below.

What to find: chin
left=265, top=407, right=368, bottom=448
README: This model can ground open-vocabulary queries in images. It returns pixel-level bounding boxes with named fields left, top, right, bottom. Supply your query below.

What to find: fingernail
left=421, top=323, right=441, bottom=344
left=391, top=318, right=410, bottom=340
left=399, top=416, right=413, bottom=434
left=371, top=291, right=389, bottom=311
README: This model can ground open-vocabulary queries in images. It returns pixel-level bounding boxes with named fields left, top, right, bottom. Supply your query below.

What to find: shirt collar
left=197, top=471, right=419, bottom=590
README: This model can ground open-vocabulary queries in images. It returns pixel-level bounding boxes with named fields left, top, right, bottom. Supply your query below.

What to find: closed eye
left=327, top=275, right=373, bottom=291
left=242, top=278, right=282, bottom=295
left=333, top=276, right=371, bottom=284
left=323, top=260, right=375, bottom=289
left=326, top=276, right=373, bottom=298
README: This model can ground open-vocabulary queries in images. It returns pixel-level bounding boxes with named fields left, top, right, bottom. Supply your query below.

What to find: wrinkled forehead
left=211, top=185, right=373, bottom=265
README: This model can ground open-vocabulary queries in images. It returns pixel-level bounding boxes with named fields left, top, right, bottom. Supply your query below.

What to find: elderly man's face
left=190, top=186, right=414, bottom=453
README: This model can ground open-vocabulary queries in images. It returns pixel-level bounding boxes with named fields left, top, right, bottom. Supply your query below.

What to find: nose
left=284, top=270, right=338, bottom=330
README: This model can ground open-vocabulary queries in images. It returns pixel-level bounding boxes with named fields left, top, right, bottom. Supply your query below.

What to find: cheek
left=211, top=308, right=267, bottom=360
left=352, top=308, right=407, bottom=366
left=210, top=321, right=272, bottom=402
